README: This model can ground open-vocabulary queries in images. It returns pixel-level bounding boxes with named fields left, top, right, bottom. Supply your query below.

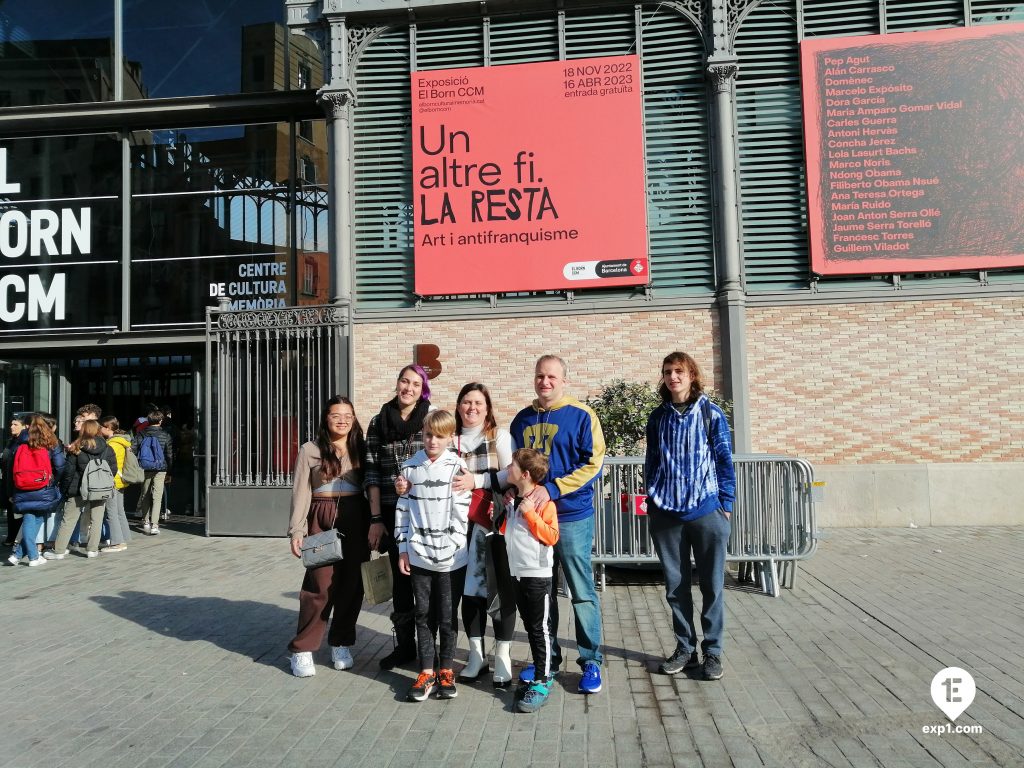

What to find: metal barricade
left=592, top=454, right=817, bottom=597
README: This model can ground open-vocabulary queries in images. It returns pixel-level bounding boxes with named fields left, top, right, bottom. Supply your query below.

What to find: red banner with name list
left=801, top=24, right=1024, bottom=275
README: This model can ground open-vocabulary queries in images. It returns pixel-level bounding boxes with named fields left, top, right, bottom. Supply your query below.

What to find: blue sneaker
left=516, top=677, right=553, bottom=713
left=578, top=661, right=602, bottom=694
left=518, top=663, right=560, bottom=684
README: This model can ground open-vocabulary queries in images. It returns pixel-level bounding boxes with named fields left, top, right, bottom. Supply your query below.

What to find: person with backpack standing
left=2, top=413, right=30, bottom=546
left=132, top=409, right=174, bottom=536
left=6, top=416, right=65, bottom=566
left=644, top=351, right=736, bottom=682
left=46, top=420, right=117, bottom=560
left=99, top=416, right=137, bottom=553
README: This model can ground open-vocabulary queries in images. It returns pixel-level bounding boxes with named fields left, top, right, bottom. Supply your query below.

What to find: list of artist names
left=820, top=53, right=962, bottom=256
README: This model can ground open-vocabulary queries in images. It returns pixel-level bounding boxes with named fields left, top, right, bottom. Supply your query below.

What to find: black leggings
left=461, top=531, right=517, bottom=641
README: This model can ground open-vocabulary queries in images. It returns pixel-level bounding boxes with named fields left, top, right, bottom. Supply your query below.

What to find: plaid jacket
left=363, top=414, right=424, bottom=510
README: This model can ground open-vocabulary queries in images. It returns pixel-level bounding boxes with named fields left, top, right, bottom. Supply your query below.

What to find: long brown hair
left=315, top=396, right=365, bottom=480
left=455, top=382, right=498, bottom=440
left=27, top=415, right=58, bottom=450
left=68, top=419, right=102, bottom=454
left=658, top=351, right=704, bottom=403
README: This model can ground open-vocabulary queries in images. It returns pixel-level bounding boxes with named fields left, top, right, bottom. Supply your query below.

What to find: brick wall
left=351, top=296, right=1024, bottom=465
left=352, top=309, right=717, bottom=429
left=747, top=297, right=1024, bottom=463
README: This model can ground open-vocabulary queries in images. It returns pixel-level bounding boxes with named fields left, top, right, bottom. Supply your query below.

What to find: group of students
left=286, top=351, right=737, bottom=714
left=2, top=403, right=175, bottom=564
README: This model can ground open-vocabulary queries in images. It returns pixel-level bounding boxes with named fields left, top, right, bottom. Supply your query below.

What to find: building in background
left=2, top=0, right=1021, bottom=532
left=287, top=0, right=1023, bottom=530
left=0, top=0, right=328, bottom=528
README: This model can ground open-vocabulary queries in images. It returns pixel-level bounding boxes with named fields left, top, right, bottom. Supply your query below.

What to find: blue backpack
left=138, top=434, right=166, bottom=470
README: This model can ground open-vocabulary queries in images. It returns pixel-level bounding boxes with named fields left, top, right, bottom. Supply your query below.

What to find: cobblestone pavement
left=1, top=521, right=1021, bottom=767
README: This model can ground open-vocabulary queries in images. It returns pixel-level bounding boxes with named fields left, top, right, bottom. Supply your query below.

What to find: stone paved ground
left=1, top=520, right=1021, bottom=768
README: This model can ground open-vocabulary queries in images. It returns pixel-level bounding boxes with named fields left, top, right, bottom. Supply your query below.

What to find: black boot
left=379, top=610, right=417, bottom=670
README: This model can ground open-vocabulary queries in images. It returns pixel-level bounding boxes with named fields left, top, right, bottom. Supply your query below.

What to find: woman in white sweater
left=450, top=383, right=516, bottom=686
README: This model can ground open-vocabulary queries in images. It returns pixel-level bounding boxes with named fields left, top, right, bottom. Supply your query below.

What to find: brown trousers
left=289, top=495, right=371, bottom=652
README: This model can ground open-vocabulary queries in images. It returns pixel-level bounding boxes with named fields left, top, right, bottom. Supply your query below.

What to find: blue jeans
left=649, top=505, right=731, bottom=657
left=14, top=513, right=44, bottom=562
left=550, top=515, right=603, bottom=669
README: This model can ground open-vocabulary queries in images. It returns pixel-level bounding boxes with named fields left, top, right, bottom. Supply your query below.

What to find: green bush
left=586, top=379, right=734, bottom=456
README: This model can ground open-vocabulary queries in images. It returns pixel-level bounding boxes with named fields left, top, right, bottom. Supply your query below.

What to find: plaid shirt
left=363, top=414, right=424, bottom=510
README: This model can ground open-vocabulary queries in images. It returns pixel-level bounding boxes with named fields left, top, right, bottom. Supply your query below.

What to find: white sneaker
left=330, top=646, right=354, bottom=671
left=27, top=557, right=46, bottom=567
left=5, top=554, right=19, bottom=566
left=143, top=523, right=151, bottom=533
left=290, top=651, right=316, bottom=678
left=42, top=550, right=68, bottom=560
left=85, top=551, right=99, bottom=558
left=150, top=526, right=160, bottom=536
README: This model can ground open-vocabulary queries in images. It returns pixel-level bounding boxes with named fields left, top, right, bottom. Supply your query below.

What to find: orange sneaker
left=407, top=671, right=437, bottom=702
left=437, top=668, right=458, bottom=699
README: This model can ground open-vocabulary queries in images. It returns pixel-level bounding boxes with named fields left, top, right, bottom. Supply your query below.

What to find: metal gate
left=204, top=304, right=348, bottom=535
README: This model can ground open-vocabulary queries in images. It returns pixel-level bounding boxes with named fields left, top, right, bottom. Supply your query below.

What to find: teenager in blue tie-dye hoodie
left=645, top=351, right=735, bottom=684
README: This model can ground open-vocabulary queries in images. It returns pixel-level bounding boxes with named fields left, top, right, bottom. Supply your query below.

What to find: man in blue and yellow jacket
left=509, top=354, right=606, bottom=695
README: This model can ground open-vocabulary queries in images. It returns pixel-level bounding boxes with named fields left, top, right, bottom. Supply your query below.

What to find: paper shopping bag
left=360, top=552, right=393, bottom=605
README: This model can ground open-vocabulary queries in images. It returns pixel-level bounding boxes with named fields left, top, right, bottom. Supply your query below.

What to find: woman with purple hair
left=364, top=364, right=434, bottom=670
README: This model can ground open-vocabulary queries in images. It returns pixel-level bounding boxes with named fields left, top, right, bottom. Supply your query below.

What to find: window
left=302, top=256, right=318, bottom=295
left=129, top=123, right=298, bottom=326
left=298, top=120, right=313, bottom=141
left=124, top=0, right=285, bottom=99
left=0, top=0, right=115, bottom=107
left=297, top=62, right=312, bottom=90
left=301, top=156, right=316, bottom=183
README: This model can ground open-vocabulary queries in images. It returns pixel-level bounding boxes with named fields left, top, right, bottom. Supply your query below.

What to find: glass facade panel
left=0, top=361, right=59, bottom=426
left=0, top=0, right=115, bottom=106
left=0, top=134, right=122, bottom=332
left=296, top=121, right=329, bottom=306
left=123, top=0, right=289, bottom=99
left=130, top=122, right=328, bottom=327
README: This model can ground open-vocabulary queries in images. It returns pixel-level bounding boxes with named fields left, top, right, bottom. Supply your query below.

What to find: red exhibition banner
left=801, top=23, right=1024, bottom=275
left=411, top=55, right=648, bottom=295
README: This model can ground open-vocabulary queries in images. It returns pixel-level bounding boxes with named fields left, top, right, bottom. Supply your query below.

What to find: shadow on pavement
left=91, top=590, right=295, bottom=668
left=90, top=590, right=394, bottom=676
